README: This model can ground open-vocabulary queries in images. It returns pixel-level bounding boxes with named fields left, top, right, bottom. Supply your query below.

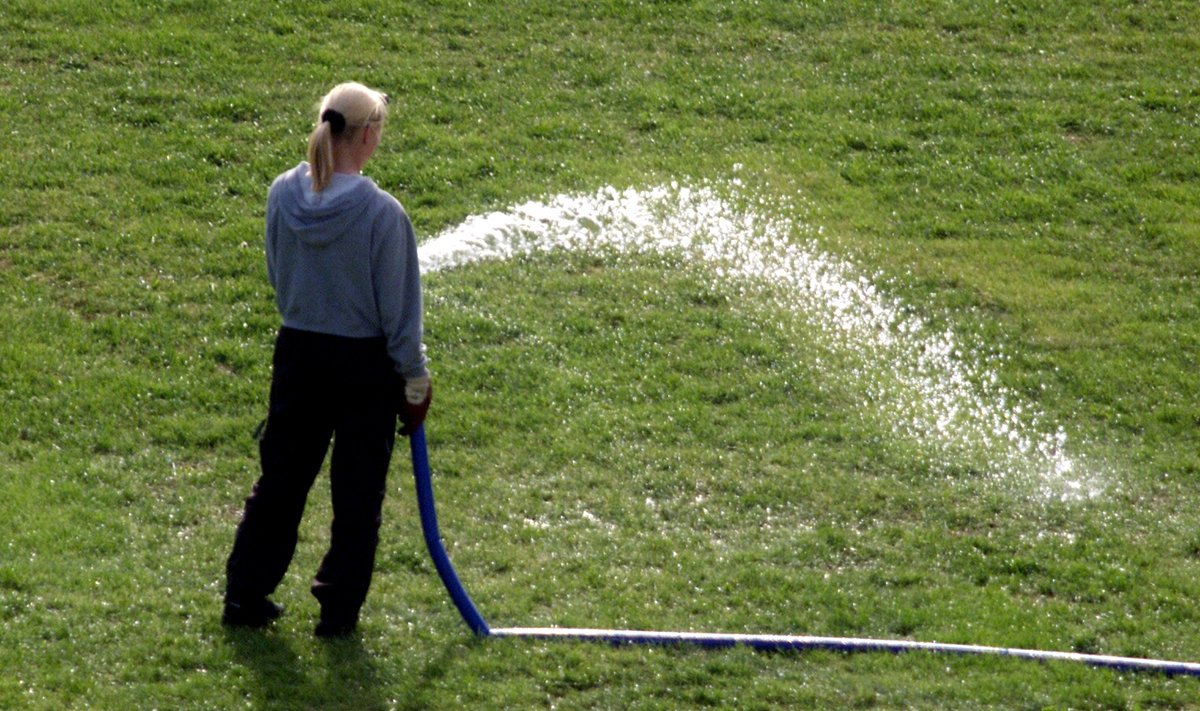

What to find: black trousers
left=225, top=327, right=397, bottom=621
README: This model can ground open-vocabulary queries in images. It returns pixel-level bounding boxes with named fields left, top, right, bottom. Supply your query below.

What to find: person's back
left=265, top=164, right=426, bottom=381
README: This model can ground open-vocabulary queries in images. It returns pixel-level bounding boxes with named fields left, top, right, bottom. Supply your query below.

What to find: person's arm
left=372, top=197, right=430, bottom=381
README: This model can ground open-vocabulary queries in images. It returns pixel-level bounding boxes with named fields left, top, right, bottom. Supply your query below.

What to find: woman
left=223, top=82, right=431, bottom=637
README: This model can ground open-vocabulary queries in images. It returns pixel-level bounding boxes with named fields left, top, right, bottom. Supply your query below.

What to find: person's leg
left=311, top=346, right=397, bottom=635
left=225, top=330, right=333, bottom=624
left=225, top=423, right=331, bottom=609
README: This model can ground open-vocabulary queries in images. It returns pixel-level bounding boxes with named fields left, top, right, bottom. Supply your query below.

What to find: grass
left=2, top=0, right=1199, bottom=708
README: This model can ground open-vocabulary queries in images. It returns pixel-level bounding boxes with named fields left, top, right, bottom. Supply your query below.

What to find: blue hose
left=408, top=425, right=489, bottom=636
left=408, top=425, right=1200, bottom=676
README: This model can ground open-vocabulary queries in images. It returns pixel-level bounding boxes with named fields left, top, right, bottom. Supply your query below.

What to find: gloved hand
left=398, top=374, right=432, bottom=436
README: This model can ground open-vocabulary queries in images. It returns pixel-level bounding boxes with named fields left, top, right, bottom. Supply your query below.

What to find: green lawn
left=2, top=1, right=1199, bottom=708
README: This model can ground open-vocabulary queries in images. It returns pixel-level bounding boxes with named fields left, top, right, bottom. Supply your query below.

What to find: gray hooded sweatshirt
left=266, top=162, right=428, bottom=379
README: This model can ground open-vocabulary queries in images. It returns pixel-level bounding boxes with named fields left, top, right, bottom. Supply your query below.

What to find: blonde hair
left=306, top=82, right=390, bottom=192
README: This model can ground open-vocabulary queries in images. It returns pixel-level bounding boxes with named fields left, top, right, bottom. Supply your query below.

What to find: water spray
left=409, top=425, right=1200, bottom=677
left=420, top=182, right=1105, bottom=501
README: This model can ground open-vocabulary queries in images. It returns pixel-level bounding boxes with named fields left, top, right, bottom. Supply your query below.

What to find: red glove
left=399, top=376, right=432, bottom=436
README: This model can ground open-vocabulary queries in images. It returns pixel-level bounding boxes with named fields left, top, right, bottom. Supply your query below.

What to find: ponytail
left=307, top=120, right=336, bottom=193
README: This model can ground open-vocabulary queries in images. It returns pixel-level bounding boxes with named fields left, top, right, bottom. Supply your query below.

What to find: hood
left=274, top=163, right=374, bottom=248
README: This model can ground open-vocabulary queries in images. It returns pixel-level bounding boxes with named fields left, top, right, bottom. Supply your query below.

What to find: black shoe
left=222, top=598, right=283, bottom=628
left=314, top=615, right=357, bottom=638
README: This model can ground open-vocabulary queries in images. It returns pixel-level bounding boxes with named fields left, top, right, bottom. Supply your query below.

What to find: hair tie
left=320, top=108, right=346, bottom=134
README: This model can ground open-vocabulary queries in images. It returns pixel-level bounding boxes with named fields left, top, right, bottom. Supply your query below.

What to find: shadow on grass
left=393, top=641, right=466, bottom=711
left=320, top=635, right=388, bottom=709
left=225, top=627, right=387, bottom=710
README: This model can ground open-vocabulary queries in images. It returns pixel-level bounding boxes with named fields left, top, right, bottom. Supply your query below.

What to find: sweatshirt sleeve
left=264, top=173, right=290, bottom=292
left=264, top=192, right=279, bottom=290
left=372, top=197, right=430, bottom=380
